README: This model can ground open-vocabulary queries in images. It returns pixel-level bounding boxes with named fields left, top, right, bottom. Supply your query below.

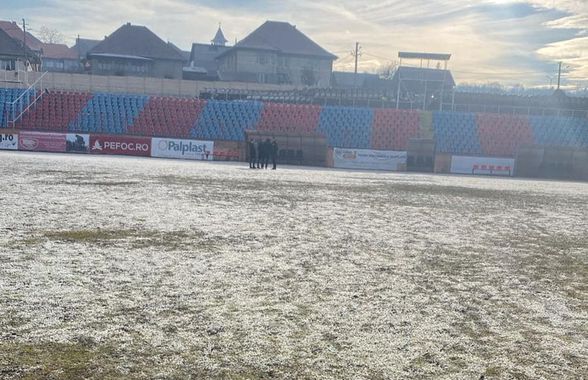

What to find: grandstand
left=1, top=45, right=588, bottom=181
left=2, top=87, right=587, bottom=159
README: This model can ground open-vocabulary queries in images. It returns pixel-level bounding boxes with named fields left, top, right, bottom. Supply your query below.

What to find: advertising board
left=333, top=148, right=407, bottom=171
left=19, top=131, right=66, bottom=153
left=450, top=156, right=515, bottom=176
left=151, top=138, right=213, bottom=160
left=89, top=135, right=151, bottom=157
left=0, top=133, right=18, bottom=150
left=213, top=140, right=242, bottom=161
left=66, top=133, right=90, bottom=153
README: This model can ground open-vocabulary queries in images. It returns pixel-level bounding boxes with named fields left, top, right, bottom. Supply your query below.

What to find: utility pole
left=351, top=42, right=361, bottom=88
left=557, top=61, right=562, bottom=90
left=22, top=18, right=27, bottom=65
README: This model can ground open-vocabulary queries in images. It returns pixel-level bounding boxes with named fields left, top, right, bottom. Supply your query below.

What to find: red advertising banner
left=19, top=131, right=66, bottom=152
left=89, top=135, right=151, bottom=157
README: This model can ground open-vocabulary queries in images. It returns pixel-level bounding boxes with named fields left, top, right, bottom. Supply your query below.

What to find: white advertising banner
left=151, top=138, right=214, bottom=161
left=451, top=156, right=515, bottom=176
left=333, top=148, right=407, bottom=171
left=0, top=133, right=18, bottom=150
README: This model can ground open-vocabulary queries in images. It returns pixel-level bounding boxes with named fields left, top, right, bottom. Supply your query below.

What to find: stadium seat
left=433, top=112, right=483, bottom=155
left=190, top=100, right=263, bottom=141
left=15, top=91, right=92, bottom=132
left=318, top=106, right=373, bottom=149
left=69, top=93, right=149, bottom=135
left=129, top=97, right=207, bottom=138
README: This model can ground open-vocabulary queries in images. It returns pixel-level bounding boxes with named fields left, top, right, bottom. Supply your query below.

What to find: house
left=216, top=21, right=337, bottom=86
left=87, top=23, right=185, bottom=79
left=0, top=27, right=39, bottom=71
left=184, top=26, right=231, bottom=81
left=0, top=20, right=43, bottom=54
left=40, top=43, right=81, bottom=72
left=72, top=37, right=101, bottom=60
left=167, top=41, right=190, bottom=65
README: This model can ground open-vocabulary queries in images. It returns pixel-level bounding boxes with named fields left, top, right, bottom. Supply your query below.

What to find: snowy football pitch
left=1, top=151, right=586, bottom=379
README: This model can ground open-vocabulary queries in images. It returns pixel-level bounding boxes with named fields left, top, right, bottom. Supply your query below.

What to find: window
left=257, top=54, right=268, bottom=65
left=1, top=59, right=16, bottom=70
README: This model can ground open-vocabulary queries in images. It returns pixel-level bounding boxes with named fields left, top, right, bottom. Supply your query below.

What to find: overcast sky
left=1, top=0, right=586, bottom=88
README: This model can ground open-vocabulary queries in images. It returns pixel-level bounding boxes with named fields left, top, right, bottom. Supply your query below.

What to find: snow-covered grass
left=0, top=151, right=587, bottom=379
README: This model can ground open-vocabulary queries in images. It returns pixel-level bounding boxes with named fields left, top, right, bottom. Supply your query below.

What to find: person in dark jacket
left=258, top=139, right=265, bottom=169
left=255, top=139, right=261, bottom=168
left=248, top=139, right=256, bottom=169
left=271, top=139, right=279, bottom=170
left=263, top=138, right=272, bottom=169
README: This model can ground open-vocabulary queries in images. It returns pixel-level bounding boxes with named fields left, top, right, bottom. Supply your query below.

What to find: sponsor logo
left=0, top=134, right=18, bottom=149
left=92, top=139, right=149, bottom=152
left=152, top=138, right=212, bottom=159
left=92, top=140, right=103, bottom=151
left=166, top=140, right=208, bottom=155
left=341, top=151, right=357, bottom=160
left=20, top=137, right=39, bottom=150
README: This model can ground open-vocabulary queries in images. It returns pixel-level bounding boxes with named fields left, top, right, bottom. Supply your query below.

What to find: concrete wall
left=0, top=69, right=297, bottom=97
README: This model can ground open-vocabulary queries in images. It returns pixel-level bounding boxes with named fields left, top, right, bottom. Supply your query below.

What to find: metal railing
left=6, top=72, right=48, bottom=129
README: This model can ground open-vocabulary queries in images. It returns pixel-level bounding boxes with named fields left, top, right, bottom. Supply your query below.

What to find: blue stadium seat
left=190, top=100, right=263, bottom=141
left=68, top=93, right=149, bottom=134
left=0, top=88, right=34, bottom=128
left=433, top=112, right=483, bottom=155
left=530, top=116, right=588, bottom=148
left=318, top=106, right=373, bottom=149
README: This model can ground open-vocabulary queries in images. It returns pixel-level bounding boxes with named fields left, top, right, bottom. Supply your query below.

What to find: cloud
left=0, top=0, right=586, bottom=87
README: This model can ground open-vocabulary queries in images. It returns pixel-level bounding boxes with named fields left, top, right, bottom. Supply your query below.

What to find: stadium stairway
left=418, top=111, right=434, bottom=139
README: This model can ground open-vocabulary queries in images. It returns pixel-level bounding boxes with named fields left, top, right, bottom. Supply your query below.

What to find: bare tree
left=378, top=61, right=398, bottom=80
left=38, top=26, right=64, bottom=44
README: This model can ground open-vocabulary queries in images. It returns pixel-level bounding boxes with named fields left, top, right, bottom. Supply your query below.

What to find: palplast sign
left=19, top=131, right=66, bottom=152
left=151, top=138, right=214, bottom=160
left=333, top=148, right=407, bottom=171
left=451, top=156, right=515, bottom=176
left=0, top=133, right=18, bottom=150
left=90, top=135, right=151, bottom=156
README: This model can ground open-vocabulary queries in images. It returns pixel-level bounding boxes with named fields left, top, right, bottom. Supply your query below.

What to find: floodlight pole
left=396, top=74, right=401, bottom=109
left=353, top=42, right=360, bottom=87
left=22, top=19, right=27, bottom=65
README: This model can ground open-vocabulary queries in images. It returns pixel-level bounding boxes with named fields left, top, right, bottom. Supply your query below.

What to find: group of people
left=248, top=138, right=278, bottom=170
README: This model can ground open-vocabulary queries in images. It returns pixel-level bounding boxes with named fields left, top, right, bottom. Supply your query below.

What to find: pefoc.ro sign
left=89, top=135, right=151, bottom=157
left=151, top=138, right=214, bottom=161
